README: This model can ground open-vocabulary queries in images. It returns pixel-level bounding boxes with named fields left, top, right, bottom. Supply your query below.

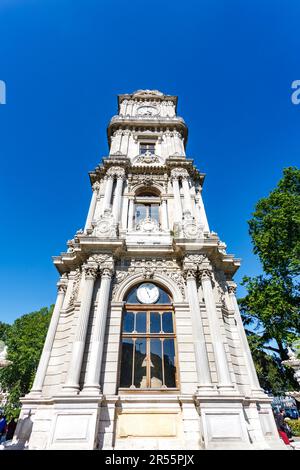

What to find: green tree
left=239, top=167, right=300, bottom=393
left=0, top=322, right=11, bottom=343
left=0, top=306, right=53, bottom=417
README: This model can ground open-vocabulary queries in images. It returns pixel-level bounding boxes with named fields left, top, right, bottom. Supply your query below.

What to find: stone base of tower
left=14, top=393, right=285, bottom=450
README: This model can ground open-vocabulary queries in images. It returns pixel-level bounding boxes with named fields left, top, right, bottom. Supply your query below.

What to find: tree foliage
left=0, top=322, right=11, bottom=343
left=0, top=306, right=53, bottom=417
left=239, top=167, right=300, bottom=393
left=248, top=167, right=300, bottom=278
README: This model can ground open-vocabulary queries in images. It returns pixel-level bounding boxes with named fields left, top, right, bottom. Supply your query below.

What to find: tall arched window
left=134, top=190, right=161, bottom=229
left=119, top=283, right=178, bottom=390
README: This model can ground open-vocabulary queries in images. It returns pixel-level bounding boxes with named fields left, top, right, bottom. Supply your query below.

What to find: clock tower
left=15, top=90, right=283, bottom=449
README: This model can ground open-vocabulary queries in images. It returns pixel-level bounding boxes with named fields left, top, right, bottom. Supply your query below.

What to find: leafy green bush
left=287, top=419, right=300, bottom=436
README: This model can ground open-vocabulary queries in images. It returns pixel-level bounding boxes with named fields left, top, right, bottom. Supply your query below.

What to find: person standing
left=275, top=409, right=290, bottom=445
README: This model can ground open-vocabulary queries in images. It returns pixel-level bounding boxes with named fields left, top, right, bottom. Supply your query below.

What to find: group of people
left=274, top=408, right=294, bottom=445
left=0, top=413, right=17, bottom=446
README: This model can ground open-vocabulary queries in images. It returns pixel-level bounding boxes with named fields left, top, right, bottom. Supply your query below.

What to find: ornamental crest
left=92, top=209, right=117, bottom=238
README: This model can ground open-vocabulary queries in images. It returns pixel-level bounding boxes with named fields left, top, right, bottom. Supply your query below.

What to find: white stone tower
left=16, top=90, right=283, bottom=449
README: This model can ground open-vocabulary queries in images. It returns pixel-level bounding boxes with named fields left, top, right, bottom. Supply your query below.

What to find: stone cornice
left=107, top=116, right=188, bottom=146
left=53, top=232, right=240, bottom=278
left=117, top=90, right=178, bottom=110
left=174, top=238, right=241, bottom=277
left=89, top=157, right=205, bottom=186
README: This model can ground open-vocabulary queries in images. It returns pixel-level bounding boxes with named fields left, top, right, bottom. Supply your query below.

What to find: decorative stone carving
left=218, top=240, right=227, bottom=255
left=136, top=217, right=160, bottom=233
left=135, top=174, right=154, bottom=186
left=102, top=267, right=114, bottom=279
left=92, top=181, right=101, bottom=192
left=106, top=166, right=126, bottom=179
left=68, top=269, right=81, bottom=308
left=135, top=153, right=160, bottom=164
left=82, top=263, right=98, bottom=280
left=57, top=283, right=67, bottom=294
left=92, top=209, right=117, bottom=238
left=142, top=267, right=155, bottom=279
left=227, top=285, right=237, bottom=295
left=112, top=258, right=186, bottom=299
left=183, top=269, right=197, bottom=280
left=133, top=89, right=164, bottom=97
left=112, top=270, right=131, bottom=298
left=90, top=254, right=112, bottom=266
left=183, top=254, right=208, bottom=271
left=199, top=269, right=212, bottom=281
left=89, top=254, right=114, bottom=275
left=181, top=211, right=203, bottom=239
left=137, top=105, right=160, bottom=116
left=170, top=167, right=189, bottom=180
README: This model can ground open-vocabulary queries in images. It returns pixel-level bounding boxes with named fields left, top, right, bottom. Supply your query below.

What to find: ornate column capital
left=101, top=267, right=114, bottom=279
left=82, top=262, right=98, bottom=280
left=104, top=174, right=114, bottom=182
left=171, top=167, right=189, bottom=181
left=199, top=269, right=212, bottom=282
left=92, top=181, right=101, bottom=192
left=57, top=281, right=67, bottom=294
left=106, top=166, right=126, bottom=179
left=183, top=269, right=197, bottom=281
left=227, top=282, right=237, bottom=295
left=183, top=254, right=209, bottom=273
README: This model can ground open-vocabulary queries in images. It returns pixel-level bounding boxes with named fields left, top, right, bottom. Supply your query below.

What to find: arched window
left=134, top=190, right=161, bottom=228
left=119, top=282, right=178, bottom=390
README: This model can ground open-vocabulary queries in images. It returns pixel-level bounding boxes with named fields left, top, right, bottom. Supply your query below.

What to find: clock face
left=137, top=105, right=159, bottom=116
left=137, top=283, right=160, bottom=304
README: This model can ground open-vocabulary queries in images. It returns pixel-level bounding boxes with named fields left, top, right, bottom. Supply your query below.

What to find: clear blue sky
left=0, top=0, right=299, bottom=324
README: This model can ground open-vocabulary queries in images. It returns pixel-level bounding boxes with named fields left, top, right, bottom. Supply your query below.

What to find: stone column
left=161, top=198, right=169, bottom=230
left=182, top=177, right=193, bottom=215
left=82, top=267, right=114, bottom=394
left=227, top=284, right=264, bottom=394
left=200, top=270, right=235, bottom=391
left=102, top=176, right=114, bottom=212
left=112, top=176, right=124, bottom=223
left=197, top=190, right=209, bottom=232
left=172, top=177, right=183, bottom=223
left=31, top=278, right=67, bottom=393
left=63, top=262, right=98, bottom=392
left=110, top=133, right=119, bottom=155
left=185, top=270, right=214, bottom=392
left=128, top=197, right=134, bottom=230
left=121, top=195, right=129, bottom=231
left=84, top=181, right=100, bottom=232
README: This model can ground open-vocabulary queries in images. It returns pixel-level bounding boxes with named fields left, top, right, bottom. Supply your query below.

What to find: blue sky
left=0, top=0, right=299, bottom=324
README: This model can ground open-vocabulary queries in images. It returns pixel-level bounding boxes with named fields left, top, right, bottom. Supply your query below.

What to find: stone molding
left=112, top=258, right=185, bottom=299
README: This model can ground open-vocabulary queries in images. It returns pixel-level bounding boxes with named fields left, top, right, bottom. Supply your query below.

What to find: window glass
left=140, top=143, right=155, bottom=154
left=134, top=339, right=147, bottom=388
left=163, top=339, right=176, bottom=387
left=150, top=339, right=163, bottom=388
left=123, top=311, right=134, bottom=333
left=136, top=204, right=147, bottom=223
left=162, top=312, right=173, bottom=333
left=120, top=339, right=134, bottom=387
left=150, top=312, right=161, bottom=333
left=136, top=312, right=146, bottom=333
left=149, top=204, right=159, bottom=222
